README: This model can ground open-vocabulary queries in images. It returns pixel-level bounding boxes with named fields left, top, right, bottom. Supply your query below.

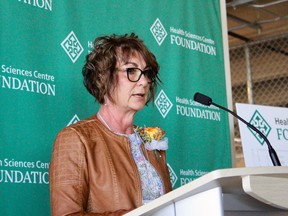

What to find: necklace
left=97, top=112, right=133, bottom=136
left=97, top=112, right=112, bottom=131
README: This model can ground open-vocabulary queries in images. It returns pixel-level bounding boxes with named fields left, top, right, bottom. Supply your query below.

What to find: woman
left=49, top=33, right=172, bottom=216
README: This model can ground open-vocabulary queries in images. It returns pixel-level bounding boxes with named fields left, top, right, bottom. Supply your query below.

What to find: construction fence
left=229, top=33, right=288, bottom=167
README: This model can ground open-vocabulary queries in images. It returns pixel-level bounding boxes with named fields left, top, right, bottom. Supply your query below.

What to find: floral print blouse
left=127, top=133, right=164, bottom=204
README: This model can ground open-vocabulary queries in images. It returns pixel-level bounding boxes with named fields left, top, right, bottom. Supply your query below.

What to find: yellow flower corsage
left=135, top=126, right=168, bottom=151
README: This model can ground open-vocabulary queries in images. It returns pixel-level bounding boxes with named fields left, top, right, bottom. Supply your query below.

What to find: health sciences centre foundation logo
left=167, top=163, right=177, bottom=188
left=67, top=114, right=80, bottom=126
left=18, top=0, right=53, bottom=11
left=61, top=31, right=84, bottom=63
left=150, top=18, right=217, bottom=56
left=150, top=18, right=168, bottom=46
left=248, top=110, right=271, bottom=145
left=155, top=90, right=173, bottom=118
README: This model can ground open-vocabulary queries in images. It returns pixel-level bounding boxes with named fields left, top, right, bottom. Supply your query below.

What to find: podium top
left=125, top=166, right=288, bottom=215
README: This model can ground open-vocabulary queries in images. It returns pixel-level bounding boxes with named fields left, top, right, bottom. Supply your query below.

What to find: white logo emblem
left=167, top=163, right=178, bottom=187
left=67, top=114, right=80, bottom=126
left=155, top=90, right=173, bottom=118
left=150, top=18, right=167, bottom=46
left=61, top=31, right=84, bottom=63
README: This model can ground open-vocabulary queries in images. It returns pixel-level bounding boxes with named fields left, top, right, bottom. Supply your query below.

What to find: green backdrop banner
left=0, top=0, right=232, bottom=215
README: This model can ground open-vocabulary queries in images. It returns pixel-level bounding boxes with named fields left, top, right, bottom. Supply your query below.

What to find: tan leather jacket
left=49, top=115, right=172, bottom=216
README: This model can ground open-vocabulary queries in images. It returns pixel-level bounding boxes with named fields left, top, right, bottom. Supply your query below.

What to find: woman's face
left=112, top=52, right=151, bottom=113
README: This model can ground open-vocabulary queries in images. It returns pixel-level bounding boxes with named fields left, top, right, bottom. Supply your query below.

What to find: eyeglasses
left=121, top=67, right=156, bottom=82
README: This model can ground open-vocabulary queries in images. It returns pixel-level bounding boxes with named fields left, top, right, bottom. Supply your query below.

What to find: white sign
left=236, top=103, right=288, bottom=167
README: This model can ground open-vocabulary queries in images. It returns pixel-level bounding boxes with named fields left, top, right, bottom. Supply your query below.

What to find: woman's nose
left=138, top=73, right=150, bottom=86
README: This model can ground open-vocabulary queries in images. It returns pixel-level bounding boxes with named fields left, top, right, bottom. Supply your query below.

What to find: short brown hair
left=82, top=33, right=161, bottom=104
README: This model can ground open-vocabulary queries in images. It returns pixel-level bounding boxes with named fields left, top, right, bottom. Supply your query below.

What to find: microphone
left=194, top=92, right=281, bottom=166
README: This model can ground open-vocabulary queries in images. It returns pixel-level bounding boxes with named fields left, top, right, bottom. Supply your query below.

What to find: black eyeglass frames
left=120, top=67, right=156, bottom=82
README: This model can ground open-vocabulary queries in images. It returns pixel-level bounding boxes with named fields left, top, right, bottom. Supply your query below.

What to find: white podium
left=124, top=167, right=288, bottom=216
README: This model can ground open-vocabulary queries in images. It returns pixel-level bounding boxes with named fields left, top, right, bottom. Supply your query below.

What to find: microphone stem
left=211, top=102, right=281, bottom=166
